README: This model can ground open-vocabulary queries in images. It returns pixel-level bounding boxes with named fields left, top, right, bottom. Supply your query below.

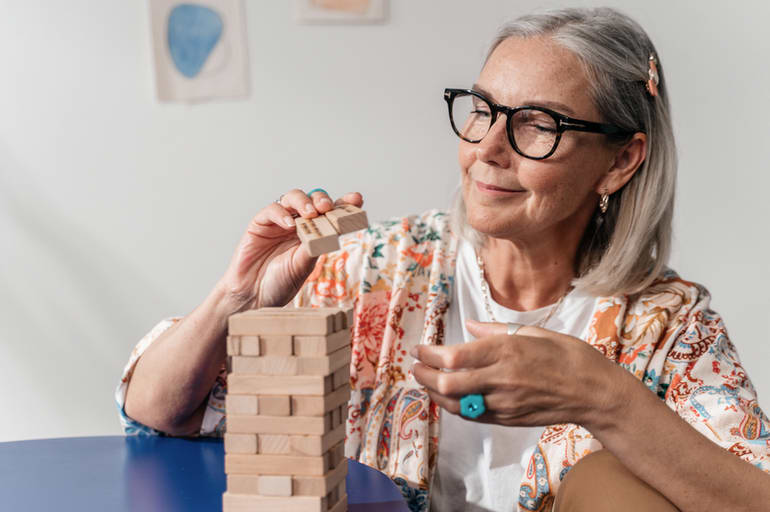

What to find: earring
left=599, top=193, right=609, bottom=214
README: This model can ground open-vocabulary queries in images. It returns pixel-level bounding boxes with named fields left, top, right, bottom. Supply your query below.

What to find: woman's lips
left=475, top=180, right=523, bottom=195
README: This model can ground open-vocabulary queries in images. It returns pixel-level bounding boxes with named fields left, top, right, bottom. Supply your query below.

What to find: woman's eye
left=471, top=110, right=491, bottom=117
left=535, top=125, right=556, bottom=132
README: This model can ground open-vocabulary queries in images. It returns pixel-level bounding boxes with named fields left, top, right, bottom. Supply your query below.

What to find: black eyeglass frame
left=444, top=88, right=634, bottom=160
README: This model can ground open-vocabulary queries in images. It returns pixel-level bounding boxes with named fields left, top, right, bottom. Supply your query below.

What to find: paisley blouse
left=116, top=210, right=770, bottom=512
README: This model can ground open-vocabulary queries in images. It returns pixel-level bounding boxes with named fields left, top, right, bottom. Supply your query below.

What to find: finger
left=250, top=203, right=298, bottom=232
left=308, top=189, right=335, bottom=214
left=333, top=192, right=363, bottom=208
left=412, top=361, right=493, bottom=397
left=279, top=189, right=318, bottom=218
left=426, top=390, right=461, bottom=416
left=411, top=338, right=499, bottom=370
left=465, top=319, right=510, bottom=339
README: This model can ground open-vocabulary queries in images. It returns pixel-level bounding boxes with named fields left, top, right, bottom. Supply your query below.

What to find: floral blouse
left=116, top=210, right=770, bottom=512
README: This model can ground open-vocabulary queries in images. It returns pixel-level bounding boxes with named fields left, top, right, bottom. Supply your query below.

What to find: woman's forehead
left=477, top=36, right=594, bottom=115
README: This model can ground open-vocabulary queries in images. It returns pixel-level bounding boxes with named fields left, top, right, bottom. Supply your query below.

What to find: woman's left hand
left=411, top=319, right=630, bottom=428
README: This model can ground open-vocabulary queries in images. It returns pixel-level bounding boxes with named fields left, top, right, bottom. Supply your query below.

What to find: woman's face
left=460, top=36, right=619, bottom=241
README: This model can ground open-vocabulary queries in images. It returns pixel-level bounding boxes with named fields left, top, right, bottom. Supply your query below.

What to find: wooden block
left=296, top=215, right=340, bottom=257
left=326, top=411, right=334, bottom=432
left=291, top=385, right=350, bottom=416
left=332, top=365, right=350, bottom=390
left=292, top=458, right=348, bottom=497
left=259, top=335, right=293, bottom=356
left=226, top=453, right=330, bottom=476
left=232, top=355, right=297, bottom=375
left=227, top=474, right=260, bottom=494
left=343, top=307, right=354, bottom=329
left=223, top=492, right=327, bottom=512
left=324, top=204, right=369, bottom=235
left=224, top=433, right=257, bottom=454
left=257, top=475, right=293, bottom=497
left=331, top=407, right=341, bottom=429
left=258, top=434, right=290, bottom=454
left=258, top=395, right=291, bottom=416
left=229, top=309, right=335, bottom=336
left=225, top=395, right=258, bottom=415
left=231, top=347, right=350, bottom=377
left=228, top=374, right=332, bottom=396
left=240, top=335, right=260, bottom=356
left=228, top=414, right=330, bottom=435
left=326, top=486, right=339, bottom=508
left=328, top=441, right=345, bottom=471
left=293, top=330, right=350, bottom=356
left=289, top=423, right=346, bottom=457
left=328, top=493, right=347, bottom=512
left=226, top=336, right=241, bottom=356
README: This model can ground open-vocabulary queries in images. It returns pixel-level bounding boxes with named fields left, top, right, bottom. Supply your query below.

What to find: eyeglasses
left=444, top=88, right=633, bottom=160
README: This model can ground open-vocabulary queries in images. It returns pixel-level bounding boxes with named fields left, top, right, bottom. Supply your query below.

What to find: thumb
left=465, top=318, right=510, bottom=339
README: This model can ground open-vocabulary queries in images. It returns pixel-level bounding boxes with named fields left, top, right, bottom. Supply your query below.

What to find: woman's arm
left=584, top=367, right=770, bottom=512
left=122, top=190, right=363, bottom=435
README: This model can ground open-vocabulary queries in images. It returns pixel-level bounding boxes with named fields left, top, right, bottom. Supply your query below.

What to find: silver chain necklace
left=476, top=250, right=570, bottom=329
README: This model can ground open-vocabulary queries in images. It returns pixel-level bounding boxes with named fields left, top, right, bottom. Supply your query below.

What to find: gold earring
left=599, top=193, right=609, bottom=214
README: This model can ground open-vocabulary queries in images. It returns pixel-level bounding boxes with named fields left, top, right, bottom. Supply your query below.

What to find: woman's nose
left=474, top=115, right=511, bottom=168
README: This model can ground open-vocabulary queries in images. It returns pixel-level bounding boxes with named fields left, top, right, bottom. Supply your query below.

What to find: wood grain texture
left=227, top=374, right=332, bottom=396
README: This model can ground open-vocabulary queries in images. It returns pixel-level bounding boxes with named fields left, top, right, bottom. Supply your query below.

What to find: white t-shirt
left=429, top=241, right=597, bottom=511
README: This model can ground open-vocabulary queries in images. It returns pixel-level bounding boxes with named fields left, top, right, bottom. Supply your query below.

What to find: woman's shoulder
left=624, top=268, right=714, bottom=321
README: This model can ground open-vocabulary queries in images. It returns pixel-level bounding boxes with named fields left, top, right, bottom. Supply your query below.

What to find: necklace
left=476, top=250, right=571, bottom=329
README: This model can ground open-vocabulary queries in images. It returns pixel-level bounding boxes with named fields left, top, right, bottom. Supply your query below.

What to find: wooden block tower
left=223, top=307, right=353, bottom=512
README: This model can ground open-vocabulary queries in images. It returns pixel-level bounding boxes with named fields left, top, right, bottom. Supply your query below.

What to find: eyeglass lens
left=451, top=93, right=559, bottom=159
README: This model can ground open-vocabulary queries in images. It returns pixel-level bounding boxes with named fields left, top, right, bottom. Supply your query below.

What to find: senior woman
left=117, top=7, right=770, bottom=512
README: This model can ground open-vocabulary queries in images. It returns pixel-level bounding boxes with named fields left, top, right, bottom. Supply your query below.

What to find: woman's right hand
left=217, top=189, right=363, bottom=313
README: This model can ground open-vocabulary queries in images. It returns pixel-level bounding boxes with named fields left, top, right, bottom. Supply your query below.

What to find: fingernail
left=304, top=204, right=315, bottom=214
left=319, top=197, right=332, bottom=206
left=409, top=346, right=418, bottom=358
left=283, top=216, right=295, bottom=227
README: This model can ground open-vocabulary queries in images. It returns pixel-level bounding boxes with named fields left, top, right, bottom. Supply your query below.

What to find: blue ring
left=306, top=188, right=329, bottom=197
left=460, top=394, right=486, bottom=419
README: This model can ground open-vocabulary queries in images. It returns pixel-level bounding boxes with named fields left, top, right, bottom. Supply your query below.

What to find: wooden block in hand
left=227, top=374, right=332, bottom=396
left=225, top=395, right=258, bottom=415
left=258, top=395, right=291, bottom=416
left=224, top=433, right=257, bottom=454
left=296, top=215, right=340, bottom=257
left=324, top=204, right=369, bottom=235
left=229, top=308, right=335, bottom=336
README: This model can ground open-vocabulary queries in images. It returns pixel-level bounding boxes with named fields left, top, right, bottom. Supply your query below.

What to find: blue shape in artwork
left=167, top=4, right=223, bottom=78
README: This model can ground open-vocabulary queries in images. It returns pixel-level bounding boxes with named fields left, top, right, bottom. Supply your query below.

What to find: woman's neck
left=480, top=230, right=581, bottom=312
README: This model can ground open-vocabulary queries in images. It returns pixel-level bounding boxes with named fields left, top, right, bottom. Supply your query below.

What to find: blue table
left=0, top=436, right=408, bottom=511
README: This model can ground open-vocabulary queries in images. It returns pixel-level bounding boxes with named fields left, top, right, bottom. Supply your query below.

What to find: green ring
left=460, top=394, right=486, bottom=419
left=306, top=188, right=329, bottom=197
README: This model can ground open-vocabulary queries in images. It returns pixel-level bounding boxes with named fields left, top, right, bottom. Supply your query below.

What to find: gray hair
left=450, top=7, right=676, bottom=297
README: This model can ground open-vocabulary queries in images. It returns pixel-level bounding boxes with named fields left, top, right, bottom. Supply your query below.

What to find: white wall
left=0, top=0, right=767, bottom=441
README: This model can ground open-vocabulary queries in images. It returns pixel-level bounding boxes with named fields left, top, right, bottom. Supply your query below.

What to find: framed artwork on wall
left=149, top=0, right=250, bottom=102
left=295, top=0, right=388, bottom=24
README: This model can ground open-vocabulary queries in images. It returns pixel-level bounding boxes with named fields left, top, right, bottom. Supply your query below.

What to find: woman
left=117, top=7, right=770, bottom=512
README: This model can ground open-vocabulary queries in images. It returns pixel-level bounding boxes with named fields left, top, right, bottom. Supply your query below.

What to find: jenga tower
left=223, top=307, right=353, bottom=512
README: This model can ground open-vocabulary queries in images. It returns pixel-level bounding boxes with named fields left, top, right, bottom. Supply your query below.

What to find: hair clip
left=646, top=54, right=659, bottom=98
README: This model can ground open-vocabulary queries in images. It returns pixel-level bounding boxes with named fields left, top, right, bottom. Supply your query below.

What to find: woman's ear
left=597, top=132, right=647, bottom=195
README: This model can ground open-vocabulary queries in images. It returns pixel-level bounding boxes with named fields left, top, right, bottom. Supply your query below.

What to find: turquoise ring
left=460, top=394, right=486, bottom=419
left=306, top=188, right=329, bottom=197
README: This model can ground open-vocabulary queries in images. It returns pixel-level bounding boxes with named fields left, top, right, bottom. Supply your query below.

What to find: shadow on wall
left=0, top=142, right=172, bottom=437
